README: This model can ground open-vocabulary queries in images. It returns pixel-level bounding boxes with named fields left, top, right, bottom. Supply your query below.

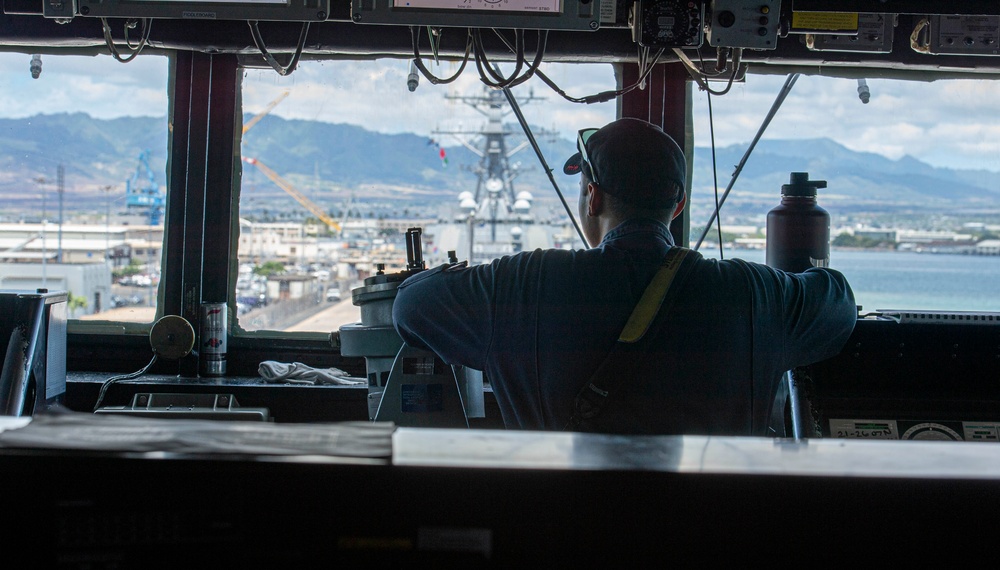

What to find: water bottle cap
left=782, top=172, right=827, bottom=197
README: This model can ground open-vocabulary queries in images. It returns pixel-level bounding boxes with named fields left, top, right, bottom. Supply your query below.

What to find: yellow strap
left=618, top=247, right=690, bottom=343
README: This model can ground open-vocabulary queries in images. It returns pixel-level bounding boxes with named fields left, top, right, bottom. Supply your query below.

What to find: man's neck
left=595, top=214, right=627, bottom=242
left=601, top=216, right=674, bottom=245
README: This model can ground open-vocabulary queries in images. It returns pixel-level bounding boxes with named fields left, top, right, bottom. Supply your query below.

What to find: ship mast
left=434, top=85, right=552, bottom=262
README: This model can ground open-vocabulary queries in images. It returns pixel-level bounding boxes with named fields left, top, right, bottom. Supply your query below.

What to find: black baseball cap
left=563, top=118, right=686, bottom=208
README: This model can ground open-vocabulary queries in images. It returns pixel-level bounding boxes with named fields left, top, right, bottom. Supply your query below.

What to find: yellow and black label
left=791, top=11, right=860, bottom=33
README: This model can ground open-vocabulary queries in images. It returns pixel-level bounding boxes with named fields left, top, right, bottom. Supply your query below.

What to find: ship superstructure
left=425, top=86, right=573, bottom=265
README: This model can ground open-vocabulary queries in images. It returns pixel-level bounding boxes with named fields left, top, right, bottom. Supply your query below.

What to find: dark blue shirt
left=393, top=219, right=856, bottom=435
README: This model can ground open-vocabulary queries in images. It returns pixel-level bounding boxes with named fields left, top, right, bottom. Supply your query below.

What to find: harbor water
left=714, top=248, right=1000, bottom=313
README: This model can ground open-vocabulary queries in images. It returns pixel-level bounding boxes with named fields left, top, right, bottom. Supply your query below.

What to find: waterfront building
left=974, top=240, right=1000, bottom=255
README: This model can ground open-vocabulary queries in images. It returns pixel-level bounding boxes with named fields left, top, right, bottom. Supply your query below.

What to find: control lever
left=405, top=227, right=426, bottom=272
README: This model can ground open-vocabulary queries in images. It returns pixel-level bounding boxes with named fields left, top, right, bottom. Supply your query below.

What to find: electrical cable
left=706, top=88, right=724, bottom=259
left=565, top=48, right=662, bottom=103
left=412, top=24, right=656, bottom=102
left=484, top=29, right=663, bottom=104
left=693, top=73, right=801, bottom=252
left=92, top=354, right=158, bottom=412
left=477, top=29, right=518, bottom=84
left=637, top=45, right=650, bottom=90
left=713, top=47, right=731, bottom=76
left=248, top=21, right=310, bottom=77
left=124, top=19, right=146, bottom=50
left=494, top=32, right=664, bottom=105
left=676, top=47, right=742, bottom=96
left=472, top=29, right=548, bottom=89
left=697, top=49, right=725, bottom=258
left=474, top=28, right=526, bottom=87
left=500, top=85, right=588, bottom=247
left=910, top=18, right=931, bottom=54
left=426, top=26, right=442, bottom=64
left=101, top=17, right=152, bottom=63
left=539, top=48, right=664, bottom=104
left=411, top=26, right=472, bottom=85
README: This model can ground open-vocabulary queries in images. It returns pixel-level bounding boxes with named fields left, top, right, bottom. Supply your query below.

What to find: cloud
left=0, top=53, right=168, bottom=119
left=243, top=60, right=618, bottom=145
left=848, top=122, right=928, bottom=160
left=691, top=73, right=1000, bottom=171
left=3, top=51, right=1000, bottom=172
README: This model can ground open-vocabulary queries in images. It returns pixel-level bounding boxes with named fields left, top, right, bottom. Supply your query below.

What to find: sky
left=2, top=50, right=1000, bottom=172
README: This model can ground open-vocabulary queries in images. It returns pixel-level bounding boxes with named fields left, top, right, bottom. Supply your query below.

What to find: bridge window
left=235, top=59, right=617, bottom=334
left=690, top=74, right=1000, bottom=313
left=0, top=52, right=169, bottom=327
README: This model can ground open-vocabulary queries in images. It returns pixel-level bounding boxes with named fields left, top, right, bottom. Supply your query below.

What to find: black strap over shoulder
left=565, top=247, right=698, bottom=432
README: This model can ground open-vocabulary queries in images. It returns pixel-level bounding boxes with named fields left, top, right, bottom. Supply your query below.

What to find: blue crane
left=125, top=149, right=164, bottom=225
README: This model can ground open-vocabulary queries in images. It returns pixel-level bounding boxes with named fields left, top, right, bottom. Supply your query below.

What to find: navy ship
left=423, top=86, right=580, bottom=266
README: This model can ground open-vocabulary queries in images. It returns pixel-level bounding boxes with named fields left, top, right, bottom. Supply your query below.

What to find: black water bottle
left=766, top=172, right=830, bottom=273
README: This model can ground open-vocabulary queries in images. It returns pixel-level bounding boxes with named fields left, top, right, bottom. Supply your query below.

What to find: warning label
left=792, top=11, right=859, bottom=32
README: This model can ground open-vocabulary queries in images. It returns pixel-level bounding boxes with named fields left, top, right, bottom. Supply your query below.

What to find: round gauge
left=149, top=315, right=195, bottom=360
left=901, top=423, right=962, bottom=441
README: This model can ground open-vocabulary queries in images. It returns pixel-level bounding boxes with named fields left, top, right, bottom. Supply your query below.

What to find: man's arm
left=736, top=262, right=856, bottom=435
left=792, top=266, right=857, bottom=363
left=391, top=262, right=497, bottom=371
left=740, top=262, right=857, bottom=367
left=789, top=265, right=856, bottom=365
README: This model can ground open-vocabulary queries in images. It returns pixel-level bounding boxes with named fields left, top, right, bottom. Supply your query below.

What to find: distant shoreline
left=721, top=246, right=999, bottom=256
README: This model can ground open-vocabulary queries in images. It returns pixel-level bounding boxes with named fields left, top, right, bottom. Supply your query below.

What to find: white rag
left=258, top=361, right=366, bottom=386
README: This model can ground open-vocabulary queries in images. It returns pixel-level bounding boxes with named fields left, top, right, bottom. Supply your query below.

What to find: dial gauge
left=902, top=423, right=962, bottom=441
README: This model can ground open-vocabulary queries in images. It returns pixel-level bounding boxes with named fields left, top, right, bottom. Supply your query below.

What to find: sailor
left=392, top=118, right=856, bottom=435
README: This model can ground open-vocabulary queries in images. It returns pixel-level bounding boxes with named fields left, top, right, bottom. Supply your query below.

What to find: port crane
left=243, top=91, right=289, bottom=135
left=242, top=91, right=341, bottom=235
left=243, top=157, right=342, bottom=234
left=124, top=149, right=164, bottom=226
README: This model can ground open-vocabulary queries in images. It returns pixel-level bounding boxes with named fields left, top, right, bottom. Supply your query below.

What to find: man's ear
left=671, top=191, right=687, bottom=220
left=587, top=182, right=604, bottom=217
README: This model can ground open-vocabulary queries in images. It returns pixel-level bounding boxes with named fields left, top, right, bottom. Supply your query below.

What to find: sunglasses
left=577, top=128, right=599, bottom=186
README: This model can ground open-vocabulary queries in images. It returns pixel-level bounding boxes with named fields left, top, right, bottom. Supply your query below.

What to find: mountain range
left=1, top=112, right=998, bottom=219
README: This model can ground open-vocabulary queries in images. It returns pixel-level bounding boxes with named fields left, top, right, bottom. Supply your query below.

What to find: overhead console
left=5, top=1, right=1000, bottom=77
left=350, top=0, right=600, bottom=31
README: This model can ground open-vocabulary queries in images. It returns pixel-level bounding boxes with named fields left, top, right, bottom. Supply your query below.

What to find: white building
left=0, top=262, right=111, bottom=316
left=266, top=274, right=317, bottom=301
left=0, top=222, right=164, bottom=317
left=974, top=240, right=1000, bottom=255
left=239, top=220, right=320, bottom=265
left=0, top=222, right=162, bottom=271
left=897, top=229, right=973, bottom=244
left=853, top=228, right=898, bottom=242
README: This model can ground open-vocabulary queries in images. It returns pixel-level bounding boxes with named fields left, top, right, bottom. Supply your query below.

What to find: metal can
left=200, top=302, right=227, bottom=376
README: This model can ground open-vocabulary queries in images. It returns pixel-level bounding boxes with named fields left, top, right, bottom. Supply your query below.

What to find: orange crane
left=242, top=91, right=289, bottom=135
left=243, top=157, right=342, bottom=234
left=241, top=91, right=342, bottom=235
